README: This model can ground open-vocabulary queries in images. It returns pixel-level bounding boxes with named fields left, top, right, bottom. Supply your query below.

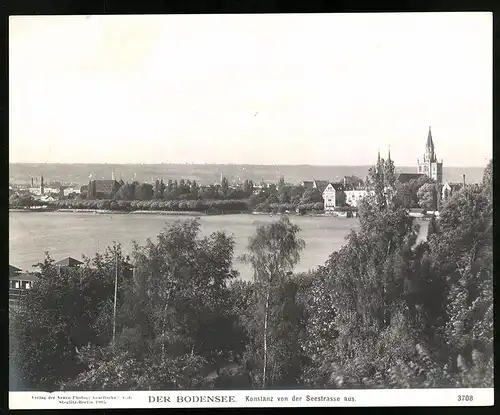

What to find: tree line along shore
left=9, top=169, right=451, bottom=216
left=8, top=199, right=328, bottom=216
left=9, top=157, right=492, bottom=391
left=9, top=176, right=354, bottom=215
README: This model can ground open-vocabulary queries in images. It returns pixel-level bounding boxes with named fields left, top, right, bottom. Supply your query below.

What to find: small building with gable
left=9, top=265, right=38, bottom=309
left=54, top=256, right=84, bottom=269
left=441, top=181, right=464, bottom=202
left=322, top=182, right=346, bottom=212
left=313, top=180, right=330, bottom=193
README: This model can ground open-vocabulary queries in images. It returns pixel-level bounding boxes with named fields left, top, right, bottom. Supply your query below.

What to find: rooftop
left=344, top=186, right=368, bottom=191
left=9, top=272, right=38, bottom=282
left=54, top=257, right=84, bottom=267
left=313, top=180, right=329, bottom=192
left=327, top=182, right=345, bottom=191
left=396, top=173, right=426, bottom=184
left=10, top=265, right=22, bottom=277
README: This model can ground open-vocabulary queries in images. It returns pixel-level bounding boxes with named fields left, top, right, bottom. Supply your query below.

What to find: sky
left=9, top=13, right=492, bottom=166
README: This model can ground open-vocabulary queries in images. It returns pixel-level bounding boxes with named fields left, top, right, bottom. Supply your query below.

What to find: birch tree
left=240, top=216, right=305, bottom=388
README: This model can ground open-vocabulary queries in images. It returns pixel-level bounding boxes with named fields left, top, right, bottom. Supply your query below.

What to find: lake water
left=9, top=212, right=360, bottom=281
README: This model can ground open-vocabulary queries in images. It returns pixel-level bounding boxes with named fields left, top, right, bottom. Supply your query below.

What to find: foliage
left=394, top=176, right=434, bottom=209
left=10, top=159, right=492, bottom=391
left=221, top=176, right=229, bottom=198
left=57, top=219, right=241, bottom=390
left=9, top=251, right=118, bottom=391
left=299, top=159, right=492, bottom=389
left=239, top=216, right=306, bottom=388
left=300, top=188, right=323, bottom=204
left=9, top=195, right=44, bottom=208
left=343, top=175, right=364, bottom=188
left=417, top=183, right=439, bottom=211
left=49, top=198, right=250, bottom=214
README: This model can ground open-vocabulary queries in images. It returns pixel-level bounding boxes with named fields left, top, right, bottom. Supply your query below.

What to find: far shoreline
left=9, top=207, right=342, bottom=218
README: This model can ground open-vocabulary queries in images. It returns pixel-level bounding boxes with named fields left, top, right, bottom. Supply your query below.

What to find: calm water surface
left=9, top=212, right=359, bottom=281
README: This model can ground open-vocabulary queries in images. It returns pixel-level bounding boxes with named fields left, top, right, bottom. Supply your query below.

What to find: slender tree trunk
left=161, top=287, right=172, bottom=362
left=271, top=360, right=277, bottom=387
left=112, top=253, right=118, bottom=344
left=262, top=289, right=270, bottom=389
left=161, top=333, right=165, bottom=360
left=161, top=262, right=175, bottom=362
left=382, top=240, right=392, bottom=327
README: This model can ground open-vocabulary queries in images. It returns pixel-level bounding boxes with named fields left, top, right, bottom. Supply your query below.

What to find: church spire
left=388, top=145, right=391, bottom=161
left=427, top=126, right=434, bottom=151
left=427, top=126, right=434, bottom=147
left=425, top=126, right=436, bottom=162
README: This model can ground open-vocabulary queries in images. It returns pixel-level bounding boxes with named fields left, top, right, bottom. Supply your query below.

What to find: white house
left=344, top=189, right=371, bottom=207
left=64, top=187, right=81, bottom=196
left=28, top=187, right=42, bottom=196
left=322, top=182, right=345, bottom=212
left=44, top=187, right=61, bottom=195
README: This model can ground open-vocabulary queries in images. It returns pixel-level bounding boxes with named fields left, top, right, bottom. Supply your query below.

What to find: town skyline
left=9, top=13, right=492, bottom=166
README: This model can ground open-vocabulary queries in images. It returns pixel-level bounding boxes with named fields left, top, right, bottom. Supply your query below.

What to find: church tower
left=40, top=175, right=45, bottom=195
left=417, top=126, right=443, bottom=184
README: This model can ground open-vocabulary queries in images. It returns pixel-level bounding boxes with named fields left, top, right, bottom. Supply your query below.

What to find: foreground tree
left=240, top=216, right=305, bottom=388
left=60, top=219, right=240, bottom=390
left=481, top=158, right=492, bottom=202
left=427, top=180, right=493, bottom=385
left=9, top=249, right=121, bottom=391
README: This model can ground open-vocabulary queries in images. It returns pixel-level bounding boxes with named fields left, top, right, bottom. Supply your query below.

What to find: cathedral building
left=417, top=126, right=443, bottom=184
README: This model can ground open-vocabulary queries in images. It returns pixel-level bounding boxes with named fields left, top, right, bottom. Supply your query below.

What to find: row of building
left=10, top=176, right=81, bottom=201
left=318, top=127, right=465, bottom=212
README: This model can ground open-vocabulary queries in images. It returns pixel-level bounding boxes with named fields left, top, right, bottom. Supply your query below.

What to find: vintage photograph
left=9, top=12, right=492, bottom=402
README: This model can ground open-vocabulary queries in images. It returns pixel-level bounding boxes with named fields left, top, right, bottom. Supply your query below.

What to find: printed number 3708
left=458, top=395, right=473, bottom=402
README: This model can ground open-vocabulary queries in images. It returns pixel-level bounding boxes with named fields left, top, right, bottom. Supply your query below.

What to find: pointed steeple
left=427, top=126, right=434, bottom=149
left=427, top=126, right=434, bottom=152
left=424, top=126, right=436, bottom=162
left=388, top=145, right=391, bottom=161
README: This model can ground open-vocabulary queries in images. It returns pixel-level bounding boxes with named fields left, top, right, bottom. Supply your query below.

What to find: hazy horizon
left=9, top=163, right=486, bottom=186
left=9, top=13, right=492, bottom=166
left=9, top=161, right=488, bottom=168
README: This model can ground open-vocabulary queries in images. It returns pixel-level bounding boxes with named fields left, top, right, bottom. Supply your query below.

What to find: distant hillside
left=8, top=163, right=486, bottom=186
